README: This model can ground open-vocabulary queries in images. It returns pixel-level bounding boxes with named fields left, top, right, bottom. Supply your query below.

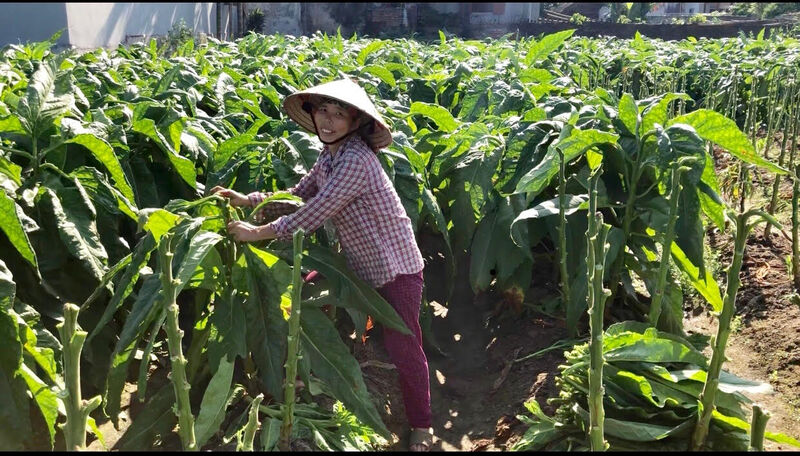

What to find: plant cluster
left=0, top=26, right=798, bottom=451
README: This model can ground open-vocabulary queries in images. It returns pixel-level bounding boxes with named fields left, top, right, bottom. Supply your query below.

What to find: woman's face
left=312, top=101, right=358, bottom=144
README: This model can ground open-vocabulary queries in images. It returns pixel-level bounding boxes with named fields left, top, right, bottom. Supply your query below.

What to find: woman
left=211, top=79, right=433, bottom=451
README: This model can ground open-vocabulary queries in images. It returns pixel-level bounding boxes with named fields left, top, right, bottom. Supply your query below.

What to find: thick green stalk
left=557, top=148, right=572, bottom=336
left=241, top=394, right=264, bottom=451
left=764, top=80, right=796, bottom=238
left=57, top=303, right=102, bottom=451
left=649, top=162, right=689, bottom=327
left=749, top=404, right=770, bottom=451
left=587, top=169, right=610, bottom=452
left=691, top=209, right=780, bottom=450
left=793, top=166, right=800, bottom=289
left=608, top=155, right=644, bottom=308
left=159, top=233, right=197, bottom=451
left=279, top=229, right=305, bottom=452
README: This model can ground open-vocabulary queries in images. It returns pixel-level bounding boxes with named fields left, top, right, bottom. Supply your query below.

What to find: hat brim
left=283, top=79, right=393, bottom=150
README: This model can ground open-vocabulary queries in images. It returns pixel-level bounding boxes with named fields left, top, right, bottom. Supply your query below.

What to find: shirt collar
left=322, top=134, right=360, bottom=162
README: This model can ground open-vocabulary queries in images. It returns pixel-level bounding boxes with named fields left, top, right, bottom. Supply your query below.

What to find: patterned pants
left=376, top=270, right=431, bottom=429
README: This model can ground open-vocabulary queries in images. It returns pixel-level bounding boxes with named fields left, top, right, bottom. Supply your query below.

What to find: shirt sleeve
left=266, top=151, right=368, bottom=239
left=247, top=157, right=323, bottom=222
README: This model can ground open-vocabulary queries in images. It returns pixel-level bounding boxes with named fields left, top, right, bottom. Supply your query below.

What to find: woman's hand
left=226, top=221, right=277, bottom=242
left=210, top=186, right=250, bottom=207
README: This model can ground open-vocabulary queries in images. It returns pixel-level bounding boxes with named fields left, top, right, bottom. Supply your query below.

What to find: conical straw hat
left=283, top=79, right=392, bottom=150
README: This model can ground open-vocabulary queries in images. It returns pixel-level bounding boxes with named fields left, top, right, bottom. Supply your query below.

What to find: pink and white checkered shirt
left=248, top=135, right=424, bottom=288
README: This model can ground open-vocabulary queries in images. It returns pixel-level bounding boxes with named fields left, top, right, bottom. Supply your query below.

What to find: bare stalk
left=793, top=166, right=800, bottom=290
left=649, top=159, right=695, bottom=326
left=279, top=229, right=305, bottom=451
left=557, top=148, right=573, bottom=336
left=587, top=168, right=611, bottom=451
left=57, top=303, right=102, bottom=451
left=749, top=404, right=770, bottom=451
left=691, top=209, right=781, bottom=450
left=159, top=233, right=197, bottom=451
left=241, top=394, right=264, bottom=451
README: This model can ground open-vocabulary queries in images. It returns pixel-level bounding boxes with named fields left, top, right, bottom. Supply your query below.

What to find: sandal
left=409, top=427, right=433, bottom=452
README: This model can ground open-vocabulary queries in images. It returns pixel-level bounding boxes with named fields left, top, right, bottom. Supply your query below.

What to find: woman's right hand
left=210, top=186, right=250, bottom=207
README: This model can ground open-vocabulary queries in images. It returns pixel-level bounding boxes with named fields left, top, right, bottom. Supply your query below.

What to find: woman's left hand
left=226, top=221, right=276, bottom=242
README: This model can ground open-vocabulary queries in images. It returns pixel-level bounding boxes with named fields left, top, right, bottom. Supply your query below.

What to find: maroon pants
left=376, top=271, right=431, bottom=429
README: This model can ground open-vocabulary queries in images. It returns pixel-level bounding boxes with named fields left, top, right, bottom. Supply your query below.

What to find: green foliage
left=0, top=27, right=797, bottom=451
left=246, top=8, right=265, bottom=34
left=688, top=14, right=708, bottom=24
left=570, top=13, right=589, bottom=25
left=513, top=322, right=798, bottom=451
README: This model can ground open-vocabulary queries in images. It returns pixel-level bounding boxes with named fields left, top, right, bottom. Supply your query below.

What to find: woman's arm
left=264, top=152, right=368, bottom=239
left=247, top=158, right=324, bottom=221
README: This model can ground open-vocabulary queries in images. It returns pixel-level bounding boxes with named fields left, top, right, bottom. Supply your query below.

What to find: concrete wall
left=65, top=3, right=237, bottom=49
left=516, top=18, right=790, bottom=41
left=0, top=3, right=70, bottom=49
left=0, top=3, right=239, bottom=51
left=249, top=2, right=301, bottom=36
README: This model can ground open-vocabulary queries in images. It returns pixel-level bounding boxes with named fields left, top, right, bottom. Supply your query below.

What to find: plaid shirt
left=248, top=135, right=424, bottom=288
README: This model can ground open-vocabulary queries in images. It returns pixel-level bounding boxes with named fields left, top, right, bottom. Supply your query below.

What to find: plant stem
left=0, top=145, right=34, bottom=161
left=691, top=209, right=779, bottom=450
left=749, top=404, right=770, bottom=451
left=586, top=168, right=610, bottom=452
left=241, top=394, right=264, bottom=451
left=765, top=79, right=796, bottom=238
left=279, top=228, right=305, bottom=452
left=608, top=156, right=643, bottom=309
left=649, top=160, right=693, bottom=327
left=557, top=148, right=573, bottom=336
left=57, top=303, right=102, bottom=451
left=793, top=166, right=800, bottom=289
left=159, top=233, right=197, bottom=451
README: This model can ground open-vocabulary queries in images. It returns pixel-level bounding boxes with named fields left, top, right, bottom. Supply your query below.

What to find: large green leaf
left=43, top=186, right=107, bottom=282
left=18, top=363, right=58, bottom=448
left=669, top=110, right=787, bottom=175
left=243, top=245, right=290, bottom=399
left=194, top=356, right=235, bottom=448
left=206, top=289, right=247, bottom=371
left=87, top=234, right=157, bottom=342
left=525, top=29, right=575, bottom=65
left=132, top=105, right=196, bottom=188
left=282, top=244, right=410, bottom=335
left=17, top=59, right=74, bottom=136
left=618, top=93, right=639, bottom=136
left=117, top=383, right=177, bottom=450
left=300, top=306, right=390, bottom=439
left=641, top=93, right=692, bottom=135
left=0, top=191, right=37, bottom=272
left=575, top=404, right=693, bottom=442
left=603, top=328, right=708, bottom=366
left=514, top=128, right=618, bottom=196
left=409, top=101, right=459, bottom=133
left=670, top=242, right=723, bottom=313
left=0, top=260, right=22, bottom=375
left=67, top=132, right=136, bottom=203
left=212, top=117, right=268, bottom=172
left=357, top=40, right=387, bottom=65
left=698, top=149, right=726, bottom=230
left=511, top=194, right=588, bottom=223
left=710, top=410, right=800, bottom=448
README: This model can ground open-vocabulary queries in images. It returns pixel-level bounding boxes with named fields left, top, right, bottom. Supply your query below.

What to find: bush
left=246, top=8, right=265, bottom=33
left=569, top=13, right=588, bottom=25
left=617, top=15, right=631, bottom=24
left=688, top=14, right=708, bottom=24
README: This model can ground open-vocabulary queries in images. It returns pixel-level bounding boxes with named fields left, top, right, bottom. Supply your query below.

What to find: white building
left=0, top=3, right=241, bottom=51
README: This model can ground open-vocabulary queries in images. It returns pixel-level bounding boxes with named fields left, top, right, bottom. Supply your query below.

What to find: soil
left=86, top=140, right=800, bottom=452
